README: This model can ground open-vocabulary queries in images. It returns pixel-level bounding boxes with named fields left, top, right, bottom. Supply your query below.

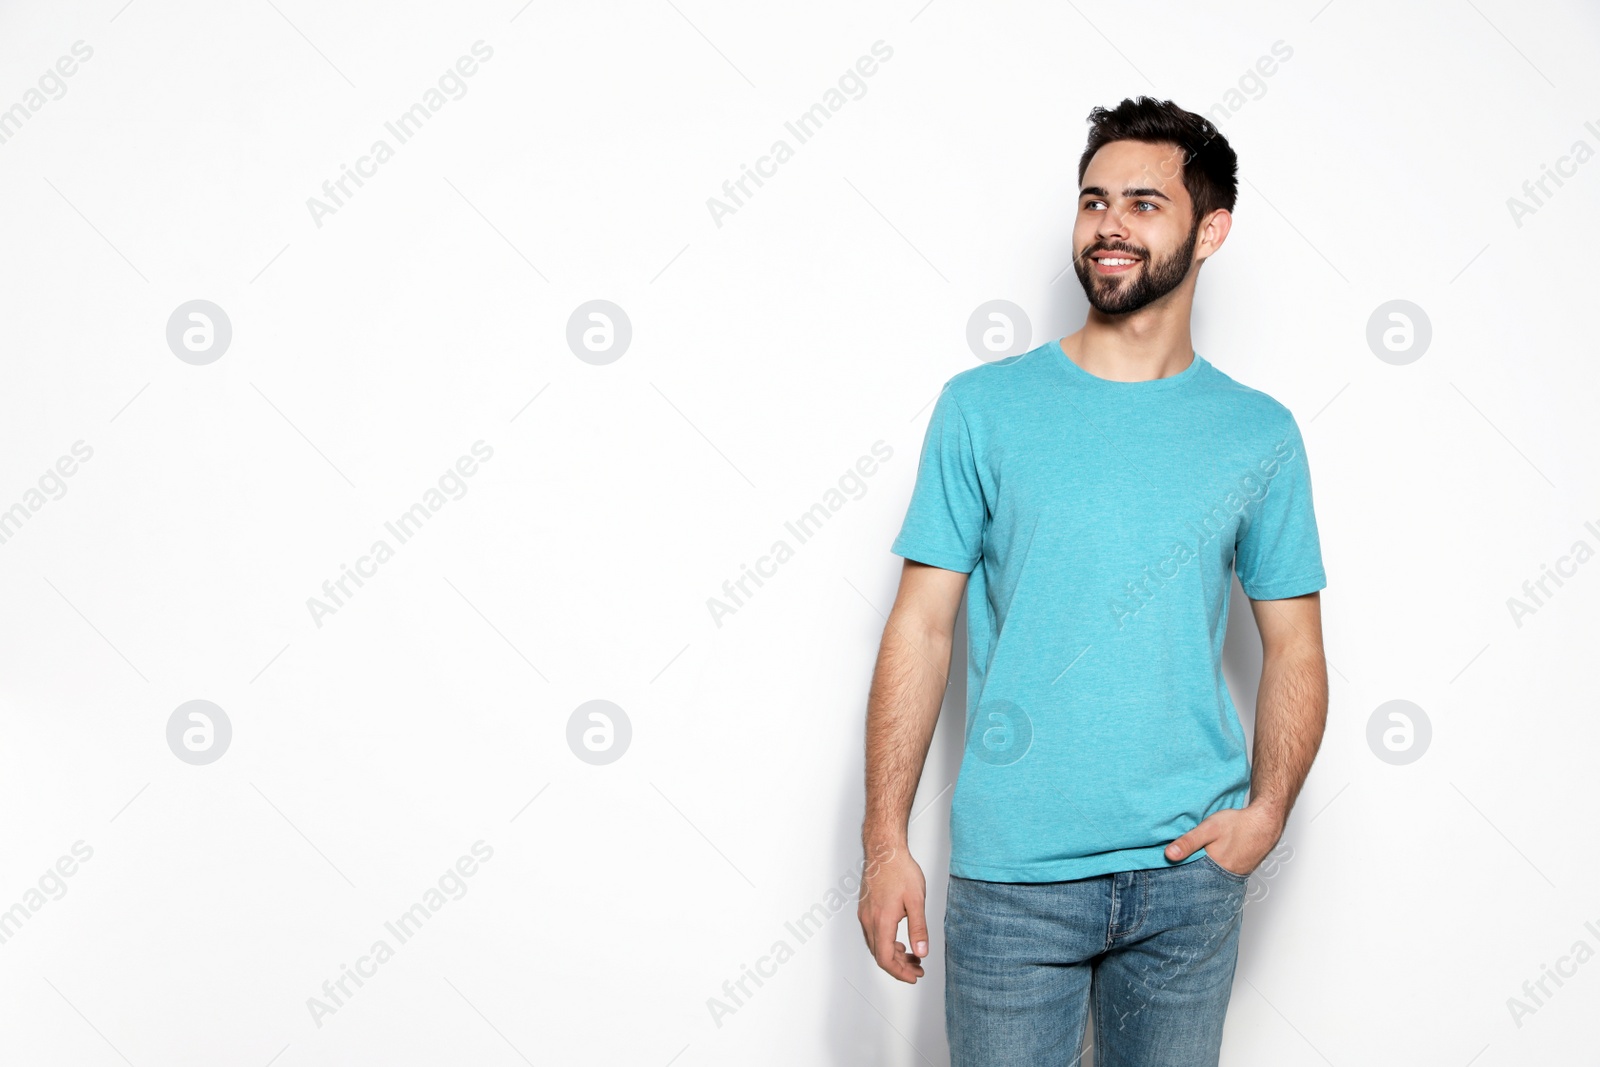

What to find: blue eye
left=1084, top=200, right=1158, bottom=212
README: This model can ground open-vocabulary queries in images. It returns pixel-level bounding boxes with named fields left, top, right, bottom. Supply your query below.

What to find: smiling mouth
left=1090, top=252, right=1141, bottom=274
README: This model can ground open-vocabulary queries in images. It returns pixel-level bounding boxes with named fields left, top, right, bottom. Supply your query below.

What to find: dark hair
left=1078, top=96, right=1238, bottom=228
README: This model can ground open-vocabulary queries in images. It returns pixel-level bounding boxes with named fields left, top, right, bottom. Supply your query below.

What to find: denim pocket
left=1198, top=853, right=1250, bottom=883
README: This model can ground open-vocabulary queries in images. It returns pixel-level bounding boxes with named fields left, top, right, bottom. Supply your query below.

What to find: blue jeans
left=945, top=855, right=1248, bottom=1066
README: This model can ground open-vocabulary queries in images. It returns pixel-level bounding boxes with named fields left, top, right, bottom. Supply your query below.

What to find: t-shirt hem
left=1241, top=570, right=1327, bottom=601
left=950, top=845, right=1204, bottom=883
left=890, top=541, right=977, bottom=574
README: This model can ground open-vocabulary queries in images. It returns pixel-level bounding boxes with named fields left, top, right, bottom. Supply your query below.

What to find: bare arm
left=1244, top=591, right=1328, bottom=824
left=862, top=560, right=967, bottom=847
left=858, top=559, right=968, bottom=983
left=1166, top=590, right=1328, bottom=874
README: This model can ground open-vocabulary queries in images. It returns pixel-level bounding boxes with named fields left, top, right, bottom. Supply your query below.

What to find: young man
left=857, top=97, right=1329, bottom=1066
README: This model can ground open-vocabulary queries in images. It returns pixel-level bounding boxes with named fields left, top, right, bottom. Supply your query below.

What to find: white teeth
left=1098, top=257, right=1135, bottom=265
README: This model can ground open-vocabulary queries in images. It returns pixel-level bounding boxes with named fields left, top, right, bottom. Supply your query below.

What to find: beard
left=1074, top=220, right=1199, bottom=315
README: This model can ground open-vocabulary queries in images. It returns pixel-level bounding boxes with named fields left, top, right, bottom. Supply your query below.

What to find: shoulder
left=933, top=341, right=1058, bottom=412
left=1193, top=359, right=1304, bottom=437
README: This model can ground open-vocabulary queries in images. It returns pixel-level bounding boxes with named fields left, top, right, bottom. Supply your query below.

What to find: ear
left=1195, top=208, right=1232, bottom=262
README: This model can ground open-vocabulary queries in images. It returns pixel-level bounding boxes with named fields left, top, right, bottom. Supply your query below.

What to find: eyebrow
left=1079, top=186, right=1172, bottom=202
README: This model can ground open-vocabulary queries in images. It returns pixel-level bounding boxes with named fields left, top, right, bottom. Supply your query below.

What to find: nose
left=1096, top=207, right=1131, bottom=244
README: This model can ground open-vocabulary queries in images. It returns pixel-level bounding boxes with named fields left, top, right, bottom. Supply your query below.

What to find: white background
left=1, top=1, right=1597, bottom=1063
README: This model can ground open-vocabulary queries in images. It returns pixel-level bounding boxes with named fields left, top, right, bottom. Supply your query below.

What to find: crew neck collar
left=1050, top=337, right=1206, bottom=391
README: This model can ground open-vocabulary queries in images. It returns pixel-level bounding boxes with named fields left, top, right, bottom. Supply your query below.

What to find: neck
left=1061, top=313, right=1196, bottom=383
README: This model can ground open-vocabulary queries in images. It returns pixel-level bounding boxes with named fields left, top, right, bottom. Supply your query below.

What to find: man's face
left=1072, top=139, right=1201, bottom=315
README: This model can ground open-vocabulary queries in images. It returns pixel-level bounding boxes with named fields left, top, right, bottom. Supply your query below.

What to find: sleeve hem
left=891, top=542, right=978, bottom=574
left=1241, top=571, right=1326, bottom=601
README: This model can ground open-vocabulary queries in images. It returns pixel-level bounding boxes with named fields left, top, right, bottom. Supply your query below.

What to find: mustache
left=1081, top=243, right=1145, bottom=261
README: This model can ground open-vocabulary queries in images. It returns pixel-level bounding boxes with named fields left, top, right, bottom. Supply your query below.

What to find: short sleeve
left=1234, top=414, right=1327, bottom=600
left=890, top=384, right=986, bottom=573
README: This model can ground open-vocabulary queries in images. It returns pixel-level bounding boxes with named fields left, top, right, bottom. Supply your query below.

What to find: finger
left=897, top=945, right=925, bottom=971
left=873, top=908, right=907, bottom=974
left=906, top=897, right=930, bottom=959
left=892, top=943, right=925, bottom=982
left=1166, top=823, right=1216, bottom=860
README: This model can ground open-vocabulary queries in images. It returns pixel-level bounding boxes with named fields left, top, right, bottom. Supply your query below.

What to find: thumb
left=906, top=898, right=929, bottom=958
left=1166, top=820, right=1217, bottom=861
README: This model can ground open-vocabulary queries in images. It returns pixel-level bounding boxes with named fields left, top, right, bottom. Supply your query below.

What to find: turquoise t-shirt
left=892, top=339, right=1327, bottom=882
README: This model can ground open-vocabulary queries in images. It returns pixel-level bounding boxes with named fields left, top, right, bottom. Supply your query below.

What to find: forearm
left=1248, top=643, right=1328, bottom=824
left=862, top=613, right=951, bottom=852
